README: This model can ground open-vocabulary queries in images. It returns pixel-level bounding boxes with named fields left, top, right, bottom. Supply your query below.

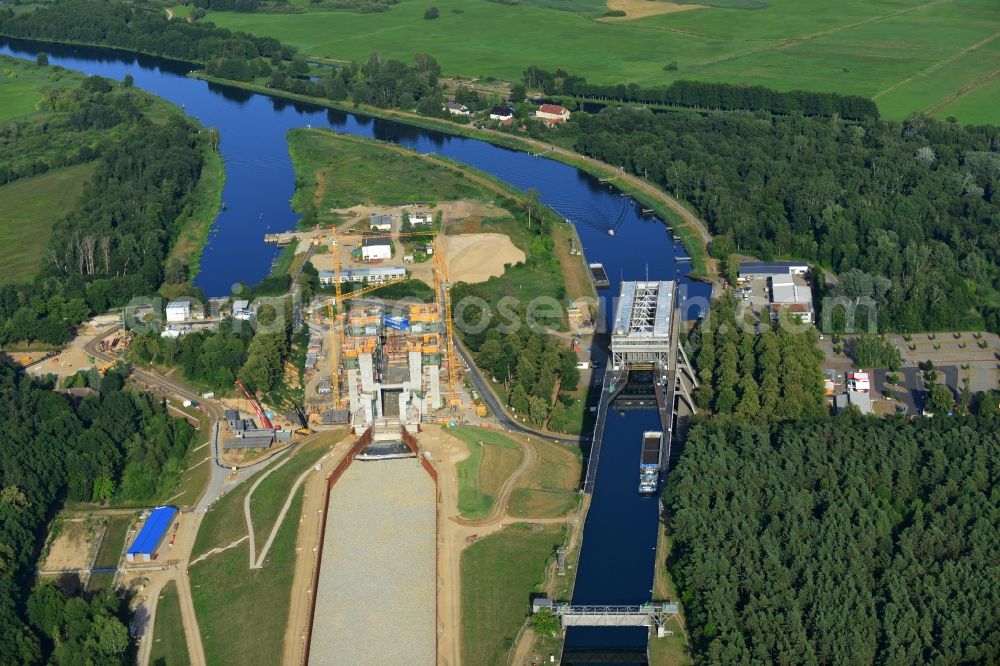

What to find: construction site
left=301, top=216, right=475, bottom=434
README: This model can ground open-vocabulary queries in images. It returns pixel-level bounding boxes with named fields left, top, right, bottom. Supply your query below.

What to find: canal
left=1, top=39, right=709, bottom=659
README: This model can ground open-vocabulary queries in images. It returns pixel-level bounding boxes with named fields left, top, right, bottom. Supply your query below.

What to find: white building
left=445, top=101, right=471, bottom=116
left=232, top=299, right=252, bottom=320
left=165, top=300, right=191, bottom=323
left=489, top=106, right=514, bottom=121
left=361, top=237, right=392, bottom=261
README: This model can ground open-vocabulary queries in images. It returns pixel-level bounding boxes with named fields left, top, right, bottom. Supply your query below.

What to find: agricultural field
left=0, top=163, right=96, bottom=284
left=207, top=0, right=1000, bottom=122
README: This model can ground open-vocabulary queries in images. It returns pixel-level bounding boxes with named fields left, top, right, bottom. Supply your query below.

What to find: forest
left=667, top=408, right=1000, bottom=664
left=685, top=293, right=826, bottom=420
left=0, top=361, right=196, bottom=664
left=570, top=109, right=1000, bottom=331
left=0, top=74, right=208, bottom=346
left=0, top=1, right=290, bottom=66
left=469, top=325, right=580, bottom=432
left=522, top=66, right=879, bottom=121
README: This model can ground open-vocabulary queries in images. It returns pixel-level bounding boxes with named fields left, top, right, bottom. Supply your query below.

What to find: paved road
left=452, top=336, right=584, bottom=446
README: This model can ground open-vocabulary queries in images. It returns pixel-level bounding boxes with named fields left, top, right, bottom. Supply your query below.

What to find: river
left=1, top=38, right=709, bottom=660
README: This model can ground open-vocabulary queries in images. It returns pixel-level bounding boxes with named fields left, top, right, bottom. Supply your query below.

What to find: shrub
left=424, top=6, right=439, bottom=18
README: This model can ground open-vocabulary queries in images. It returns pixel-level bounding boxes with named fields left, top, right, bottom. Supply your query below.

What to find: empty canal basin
left=308, top=458, right=435, bottom=666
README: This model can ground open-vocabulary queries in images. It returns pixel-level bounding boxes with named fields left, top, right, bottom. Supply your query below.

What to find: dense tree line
left=470, top=325, right=580, bottom=431
left=570, top=109, right=1000, bottom=331
left=667, top=407, right=1000, bottom=664
left=0, top=362, right=195, bottom=663
left=523, top=65, right=878, bottom=120
left=0, top=0, right=291, bottom=65
left=266, top=51, right=446, bottom=114
left=130, top=300, right=296, bottom=395
left=0, top=75, right=208, bottom=346
left=686, top=294, right=825, bottom=419
left=130, top=317, right=253, bottom=391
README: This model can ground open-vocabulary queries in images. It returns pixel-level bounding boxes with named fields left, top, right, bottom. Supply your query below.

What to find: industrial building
left=222, top=408, right=276, bottom=451
left=126, top=506, right=177, bottom=563
left=318, top=266, right=406, bottom=286
left=738, top=261, right=809, bottom=278
left=361, top=237, right=392, bottom=261
left=769, top=273, right=814, bottom=324
left=610, top=281, right=676, bottom=369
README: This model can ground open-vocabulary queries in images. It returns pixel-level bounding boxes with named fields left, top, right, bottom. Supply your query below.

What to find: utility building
left=126, top=506, right=177, bottom=563
left=610, top=281, right=675, bottom=369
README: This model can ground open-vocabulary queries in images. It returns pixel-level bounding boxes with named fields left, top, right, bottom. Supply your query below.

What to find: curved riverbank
left=190, top=71, right=714, bottom=278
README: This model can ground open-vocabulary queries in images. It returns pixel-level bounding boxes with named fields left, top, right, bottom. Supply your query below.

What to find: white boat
left=608, top=229, right=615, bottom=236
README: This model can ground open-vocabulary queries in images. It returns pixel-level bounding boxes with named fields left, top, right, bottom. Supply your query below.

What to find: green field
left=0, top=55, right=81, bottom=121
left=246, top=434, right=338, bottom=545
left=287, top=128, right=492, bottom=218
left=87, top=512, right=134, bottom=592
left=508, top=439, right=581, bottom=518
left=0, top=163, right=96, bottom=284
left=149, top=581, right=192, bottom=666
left=190, top=489, right=302, bottom=666
left=461, top=523, right=565, bottom=666
left=208, top=0, right=1000, bottom=122
left=449, top=427, right=523, bottom=520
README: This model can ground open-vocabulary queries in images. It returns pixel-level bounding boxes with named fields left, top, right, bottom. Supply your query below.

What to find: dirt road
left=282, top=437, right=354, bottom=666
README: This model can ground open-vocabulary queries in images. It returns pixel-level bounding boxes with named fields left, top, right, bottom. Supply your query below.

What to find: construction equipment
left=434, top=237, right=462, bottom=409
left=234, top=379, right=273, bottom=429
left=97, top=359, right=117, bottom=376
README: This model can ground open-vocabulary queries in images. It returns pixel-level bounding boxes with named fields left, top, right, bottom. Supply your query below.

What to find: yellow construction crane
left=434, top=237, right=461, bottom=408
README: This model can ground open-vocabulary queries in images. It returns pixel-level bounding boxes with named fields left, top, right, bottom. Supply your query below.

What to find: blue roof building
left=126, top=506, right=177, bottom=562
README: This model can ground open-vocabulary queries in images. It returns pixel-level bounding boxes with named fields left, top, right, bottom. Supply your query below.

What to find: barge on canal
left=639, top=431, right=663, bottom=495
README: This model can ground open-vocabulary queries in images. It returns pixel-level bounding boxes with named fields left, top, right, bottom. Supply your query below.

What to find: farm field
left=0, top=163, right=96, bottom=284
left=206, top=0, right=1000, bottom=122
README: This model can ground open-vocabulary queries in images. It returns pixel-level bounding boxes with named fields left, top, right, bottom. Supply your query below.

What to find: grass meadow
left=190, top=489, right=302, bottom=666
left=208, top=0, right=1000, bottom=123
left=461, top=522, right=565, bottom=666
left=0, top=55, right=81, bottom=122
left=449, top=426, right=524, bottom=520
left=0, top=163, right=96, bottom=284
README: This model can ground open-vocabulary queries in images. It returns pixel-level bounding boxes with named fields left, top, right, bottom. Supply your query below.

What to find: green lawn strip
left=0, top=162, right=97, bottom=283
left=167, top=143, right=226, bottom=281
left=461, top=523, right=565, bottom=666
left=449, top=426, right=523, bottom=520
left=149, top=580, right=192, bottom=666
left=287, top=128, right=487, bottom=215
left=191, top=488, right=303, bottom=666
left=647, top=615, right=692, bottom=665
left=247, top=434, right=339, bottom=546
